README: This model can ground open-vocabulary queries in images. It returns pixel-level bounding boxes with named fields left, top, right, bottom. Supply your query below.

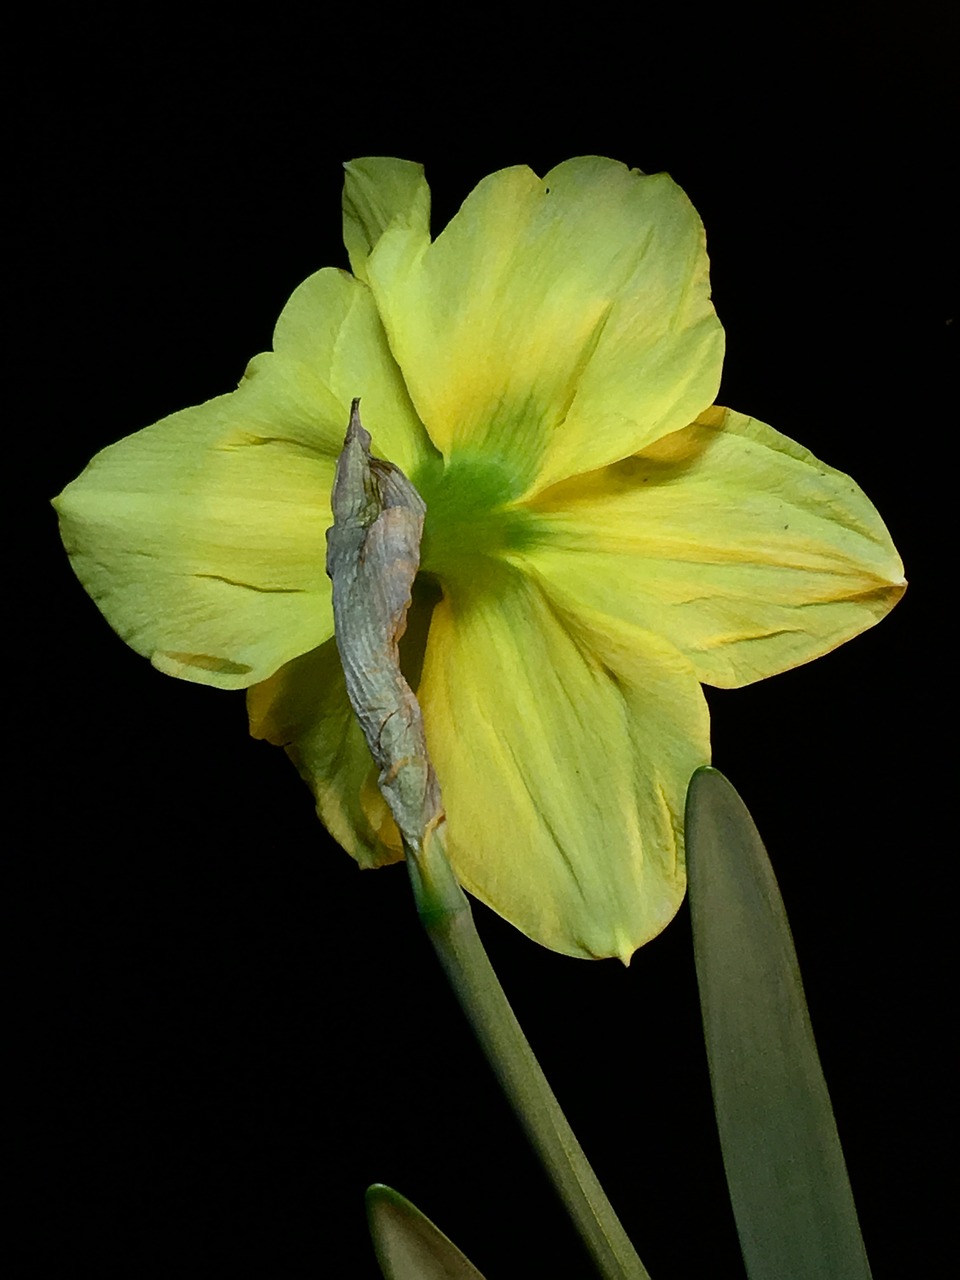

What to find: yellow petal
left=342, top=157, right=431, bottom=287
left=247, top=639, right=403, bottom=867
left=55, top=269, right=428, bottom=688
left=519, top=406, right=906, bottom=689
left=253, top=266, right=434, bottom=480
left=364, top=156, right=724, bottom=498
left=417, top=569, right=710, bottom=961
left=247, top=574, right=440, bottom=865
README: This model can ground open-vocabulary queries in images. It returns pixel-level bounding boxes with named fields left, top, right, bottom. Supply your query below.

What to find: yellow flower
left=54, top=157, right=904, bottom=961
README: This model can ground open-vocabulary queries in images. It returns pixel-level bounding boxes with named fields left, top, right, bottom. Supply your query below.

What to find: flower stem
left=324, top=407, right=649, bottom=1277
left=406, top=827, right=651, bottom=1280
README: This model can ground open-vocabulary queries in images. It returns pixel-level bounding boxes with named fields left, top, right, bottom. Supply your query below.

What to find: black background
left=20, top=8, right=953, bottom=1277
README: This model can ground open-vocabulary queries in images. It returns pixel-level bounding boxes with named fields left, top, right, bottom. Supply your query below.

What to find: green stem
left=406, top=828, right=651, bottom=1280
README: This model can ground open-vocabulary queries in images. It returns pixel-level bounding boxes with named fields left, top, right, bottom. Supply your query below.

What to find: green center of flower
left=412, top=453, right=537, bottom=586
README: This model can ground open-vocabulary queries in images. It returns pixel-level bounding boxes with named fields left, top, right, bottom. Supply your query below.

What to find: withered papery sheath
left=325, top=400, right=443, bottom=852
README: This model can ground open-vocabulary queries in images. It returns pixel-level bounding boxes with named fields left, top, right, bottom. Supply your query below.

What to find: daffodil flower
left=54, top=157, right=904, bottom=961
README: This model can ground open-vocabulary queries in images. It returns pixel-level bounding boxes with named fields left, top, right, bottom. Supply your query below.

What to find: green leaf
left=685, top=767, right=872, bottom=1280
left=366, top=1184, right=487, bottom=1280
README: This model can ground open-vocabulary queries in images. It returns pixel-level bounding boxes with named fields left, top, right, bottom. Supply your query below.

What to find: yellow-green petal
left=342, top=157, right=431, bottom=287
left=55, top=379, right=336, bottom=689
left=519, top=405, right=906, bottom=689
left=247, top=639, right=403, bottom=867
left=55, top=268, right=428, bottom=689
left=251, top=266, right=434, bottom=480
left=247, top=574, right=440, bottom=865
left=363, top=156, right=723, bottom=498
left=416, top=569, right=711, bottom=961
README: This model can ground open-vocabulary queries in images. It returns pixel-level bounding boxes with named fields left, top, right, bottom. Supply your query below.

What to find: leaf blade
left=685, top=767, right=872, bottom=1280
left=366, top=1184, right=487, bottom=1280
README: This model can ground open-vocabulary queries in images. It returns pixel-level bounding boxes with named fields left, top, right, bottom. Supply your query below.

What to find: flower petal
left=363, top=156, right=724, bottom=497
left=519, top=405, right=906, bottom=689
left=342, top=157, right=431, bottom=287
left=416, top=569, right=711, bottom=961
left=55, top=268, right=429, bottom=688
left=247, top=640, right=403, bottom=868
left=247, top=574, right=440, bottom=866
left=253, top=265, right=434, bottom=479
